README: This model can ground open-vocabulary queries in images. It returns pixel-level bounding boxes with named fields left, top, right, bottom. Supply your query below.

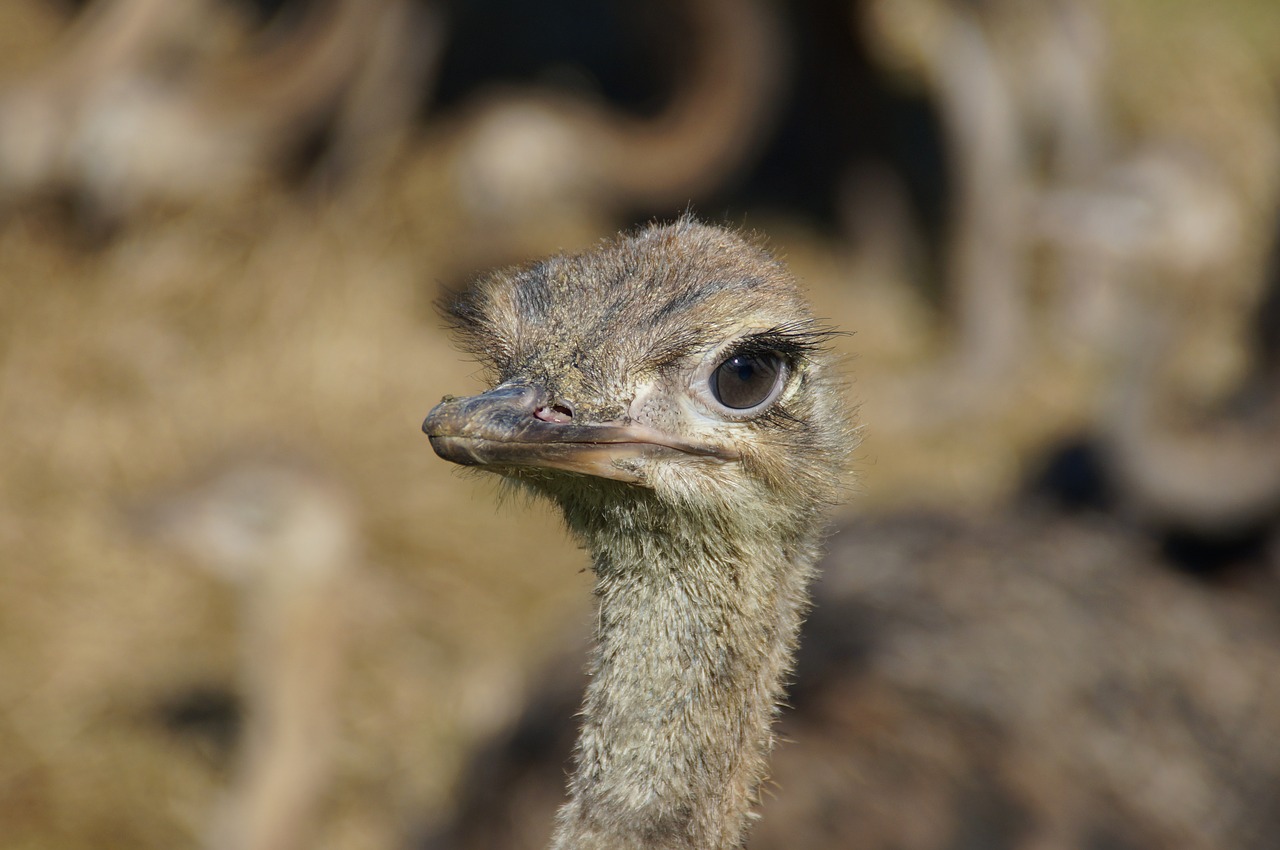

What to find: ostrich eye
left=709, top=352, right=785, bottom=411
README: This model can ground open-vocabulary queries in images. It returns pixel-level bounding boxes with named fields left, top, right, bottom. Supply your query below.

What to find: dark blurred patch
left=787, top=595, right=878, bottom=711
left=1159, top=526, right=1275, bottom=581
left=1021, top=436, right=1116, bottom=514
left=432, top=0, right=684, bottom=117
left=1250, top=213, right=1280, bottom=394
left=6, top=194, right=120, bottom=251
left=226, top=0, right=346, bottom=30
left=155, top=684, right=243, bottom=767
left=1023, top=436, right=1276, bottom=582
left=947, top=779, right=1032, bottom=850
left=714, top=0, right=949, bottom=246
left=1084, top=823, right=1147, bottom=850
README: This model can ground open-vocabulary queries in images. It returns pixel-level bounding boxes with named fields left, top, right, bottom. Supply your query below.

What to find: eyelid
left=688, top=341, right=792, bottom=420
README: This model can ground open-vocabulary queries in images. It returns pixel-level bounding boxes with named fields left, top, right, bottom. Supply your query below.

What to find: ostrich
left=422, top=219, right=855, bottom=849
left=138, top=452, right=356, bottom=850
left=424, top=515, right=1280, bottom=850
left=0, top=0, right=437, bottom=227
left=417, top=0, right=784, bottom=276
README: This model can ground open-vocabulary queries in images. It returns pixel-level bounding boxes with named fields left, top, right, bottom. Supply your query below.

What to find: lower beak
left=422, top=383, right=728, bottom=483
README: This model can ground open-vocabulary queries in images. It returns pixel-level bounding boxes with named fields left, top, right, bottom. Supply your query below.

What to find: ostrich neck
left=551, top=506, right=820, bottom=850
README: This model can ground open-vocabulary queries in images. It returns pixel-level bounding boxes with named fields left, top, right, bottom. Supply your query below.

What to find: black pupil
left=712, top=353, right=781, bottom=410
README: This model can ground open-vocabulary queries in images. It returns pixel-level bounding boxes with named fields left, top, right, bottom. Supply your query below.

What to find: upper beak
left=422, top=383, right=732, bottom=484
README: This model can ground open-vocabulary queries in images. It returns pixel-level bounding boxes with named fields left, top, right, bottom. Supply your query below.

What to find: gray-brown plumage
left=424, top=510, right=1280, bottom=850
left=422, top=219, right=855, bottom=850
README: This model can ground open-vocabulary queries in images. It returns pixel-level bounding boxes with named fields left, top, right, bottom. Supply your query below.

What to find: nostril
left=534, top=402, right=574, bottom=423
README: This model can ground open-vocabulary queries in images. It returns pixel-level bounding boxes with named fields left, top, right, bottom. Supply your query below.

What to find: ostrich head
left=424, top=218, right=852, bottom=536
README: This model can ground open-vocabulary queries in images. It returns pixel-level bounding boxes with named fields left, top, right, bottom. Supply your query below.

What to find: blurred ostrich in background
left=0, top=0, right=439, bottom=228
left=137, top=453, right=357, bottom=850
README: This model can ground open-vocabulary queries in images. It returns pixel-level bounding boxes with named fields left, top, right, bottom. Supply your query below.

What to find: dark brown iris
left=710, top=353, right=783, bottom=410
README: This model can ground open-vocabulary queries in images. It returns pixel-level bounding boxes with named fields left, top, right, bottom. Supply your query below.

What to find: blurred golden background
left=1, top=0, right=1279, bottom=848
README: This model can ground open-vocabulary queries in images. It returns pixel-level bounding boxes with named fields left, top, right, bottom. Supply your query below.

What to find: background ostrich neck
left=552, top=502, right=819, bottom=850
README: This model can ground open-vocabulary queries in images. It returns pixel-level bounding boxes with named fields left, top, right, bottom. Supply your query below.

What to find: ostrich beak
left=422, top=383, right=733, bottom=483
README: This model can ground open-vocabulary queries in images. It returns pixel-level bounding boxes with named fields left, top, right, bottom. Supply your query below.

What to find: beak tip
left=422, top=397, right=454, bottom=437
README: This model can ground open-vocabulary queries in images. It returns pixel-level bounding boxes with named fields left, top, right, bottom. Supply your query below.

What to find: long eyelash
left=727, top=321, right=846, bottom=362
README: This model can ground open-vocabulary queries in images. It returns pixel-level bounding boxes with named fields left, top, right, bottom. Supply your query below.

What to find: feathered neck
left=549, top=488, right=823, bottom=850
